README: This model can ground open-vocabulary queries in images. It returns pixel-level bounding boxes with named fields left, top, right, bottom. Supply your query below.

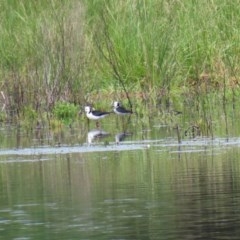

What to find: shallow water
left=1, top=117, right=240, bottom=239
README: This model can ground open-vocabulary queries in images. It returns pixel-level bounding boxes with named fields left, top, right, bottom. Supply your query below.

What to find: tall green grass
left=1, top=0, right=240, bottom=131
left=81, top=0, right=240, bottom=136
left=0, top=0, right=88, bottom=116
left=84, top=0, right=240, bottom=96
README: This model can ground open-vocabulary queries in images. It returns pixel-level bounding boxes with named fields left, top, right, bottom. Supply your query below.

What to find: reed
left=83, top=0, right=240, bottom=137
left=0, top=0, right=88, bottom=119
left=1, top=0, right=240, bottom=134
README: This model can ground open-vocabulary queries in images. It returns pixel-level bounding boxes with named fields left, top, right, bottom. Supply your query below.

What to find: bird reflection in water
left=87, top=129, right=110, bottom=145
left=115, top=132, right=132, bottom=144
left=87, top=130, right=133, bottom=145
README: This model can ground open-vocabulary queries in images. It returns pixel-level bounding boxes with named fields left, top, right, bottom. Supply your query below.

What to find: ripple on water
left=0, top=137, right=239, bottom=164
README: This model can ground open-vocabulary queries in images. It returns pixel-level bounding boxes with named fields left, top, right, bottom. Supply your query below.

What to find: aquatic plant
left=53, top=102, right=78, bottom=125
left=0, top=0, right=240, bottom=136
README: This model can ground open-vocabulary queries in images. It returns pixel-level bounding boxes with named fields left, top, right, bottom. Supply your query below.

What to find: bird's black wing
left=92, top=110, right=111, bottom=116
left=118, top=106, right=132, bottom=114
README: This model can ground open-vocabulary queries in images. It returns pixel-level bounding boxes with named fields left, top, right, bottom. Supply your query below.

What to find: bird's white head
left=84, top=106, right=92, bottom=113
left=113, top=101, right=120, bottom=108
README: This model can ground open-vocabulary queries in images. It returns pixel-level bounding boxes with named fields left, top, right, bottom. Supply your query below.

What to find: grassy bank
left=0, top=0, right=88, bottom=116
left=85, top=0, right=240, bottom=91
left=0, top=0, right=240, bottom=129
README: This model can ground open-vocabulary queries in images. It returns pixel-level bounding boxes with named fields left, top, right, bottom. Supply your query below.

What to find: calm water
left=1, top=116, right=240, bottom=239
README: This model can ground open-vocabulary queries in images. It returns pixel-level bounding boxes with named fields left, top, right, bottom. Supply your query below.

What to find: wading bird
left=113, top=101, right=132, bottom=115
left=84, top=106, right=112, bottom=128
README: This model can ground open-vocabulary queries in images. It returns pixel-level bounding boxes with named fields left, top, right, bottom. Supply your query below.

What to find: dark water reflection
left=1, top=123, right=240, bottom=239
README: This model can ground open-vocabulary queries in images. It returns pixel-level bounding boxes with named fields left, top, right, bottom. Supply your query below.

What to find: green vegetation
left=1, top=0, right=240, bottom=130
left=84, top=1, right=240, bottom=90
left=53, top=101, right=78, bottom=125
left=0, top=0, right=87, bottom=119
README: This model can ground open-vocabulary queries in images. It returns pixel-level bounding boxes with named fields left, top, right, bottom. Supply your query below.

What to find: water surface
left=0, top=118, right=240, bottom=239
